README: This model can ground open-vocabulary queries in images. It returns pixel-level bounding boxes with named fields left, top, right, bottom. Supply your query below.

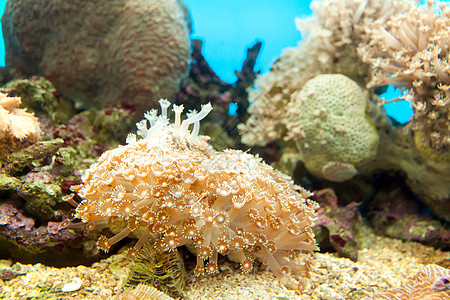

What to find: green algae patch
left=1, top=77, right=76, bottom=123
left=4, top=139, right=64, bottom=175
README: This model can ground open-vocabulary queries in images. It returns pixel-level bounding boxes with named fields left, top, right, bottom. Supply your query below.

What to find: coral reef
left=238, top=0, right=414, bottom=146
left=370, top=264, right=450, bottom=299
left=359, top=0, right=450, bottom=151
left=238, top=0, right=450, bottom=221
left=0, top=91, right=40, bottom=156
left=284, top=74, right=379, bottom=181
left=2, top=0, right=192, bottom=116
left=69, top=99, right=318, bottom=289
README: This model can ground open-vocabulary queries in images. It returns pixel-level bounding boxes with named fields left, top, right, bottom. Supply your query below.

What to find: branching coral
left=239, top=0, right=414, bottom=147
left=296, top=0, right=415, bottom=81
left=370, top=264, right=450, bottom=299
left=0, top=92, right=40, bottom=152
left=359, top=0, right=450, bottom=151
left=69, top=99, right=318, bottom=289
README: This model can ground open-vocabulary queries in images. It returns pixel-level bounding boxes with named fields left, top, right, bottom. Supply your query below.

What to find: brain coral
left=285, top=74, right=379, bottom=182
left=69, top=99, right=318, bottom=289
left=1, top=0, right=191, bottom=115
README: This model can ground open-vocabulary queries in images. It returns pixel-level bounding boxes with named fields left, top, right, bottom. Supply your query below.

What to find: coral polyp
left=70, top=99, right=318, bottom=288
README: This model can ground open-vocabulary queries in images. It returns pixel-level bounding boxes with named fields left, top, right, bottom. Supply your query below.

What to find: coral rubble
left=70, top=99, right=319, bottom=289
left=2, top=0, right=192, bottom=116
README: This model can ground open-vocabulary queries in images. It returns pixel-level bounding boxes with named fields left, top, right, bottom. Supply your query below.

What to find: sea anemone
left=68, top=99, right=318, bottom=289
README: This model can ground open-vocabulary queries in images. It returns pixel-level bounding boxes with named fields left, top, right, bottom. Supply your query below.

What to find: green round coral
left=286, top=74, right=379, bottom=181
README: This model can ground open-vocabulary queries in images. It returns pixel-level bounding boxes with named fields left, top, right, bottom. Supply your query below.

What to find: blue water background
left=0, top=0, right=445, bottom=123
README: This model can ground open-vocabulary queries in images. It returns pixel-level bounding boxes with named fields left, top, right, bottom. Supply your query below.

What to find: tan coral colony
left=70, top=99, right=318, bottom=289
left=0, top=91, right=40, bottom=142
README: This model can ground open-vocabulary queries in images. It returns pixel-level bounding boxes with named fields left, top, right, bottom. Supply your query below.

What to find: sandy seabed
left=0, top=227, right=448, bottom=300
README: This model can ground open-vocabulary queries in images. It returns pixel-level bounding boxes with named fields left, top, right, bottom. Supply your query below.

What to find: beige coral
left=239, top=0, right=414, bottom=147
left=359, top=0, right=450, bottom=151
left=369, top=264, right=450, bottom=299
left=285, top=74, right=379, bottom=182
left=2, top=0, right=191, bottom=116
left=69, top=99, right=318, bottom=289
left=0, top=91, right=40, bottom=143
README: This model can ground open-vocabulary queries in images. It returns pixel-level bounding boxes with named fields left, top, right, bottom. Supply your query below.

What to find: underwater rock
left=69, top=99, right=318, bottom=290
left=372, top=214, right=450, bottom=251
left=369, top=180, right=450, bottom=250
left=360, top=112, right=450, bottom=222
left=4, top=138, right=63, bottom=175
left=0, top=173, right=21, bottom=192
left=312, top=188, right=361, bottom=262
left=0, top=138, right=68, bottom=221
left=0, top=136, right=90, bottom=222
left=0, top=203, right=99, bottom=266
left=2, top=0, right=192, bottom=116
left=71, top=106, right=136, bottom=148
left=16, top=181, right=62, bottom=222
